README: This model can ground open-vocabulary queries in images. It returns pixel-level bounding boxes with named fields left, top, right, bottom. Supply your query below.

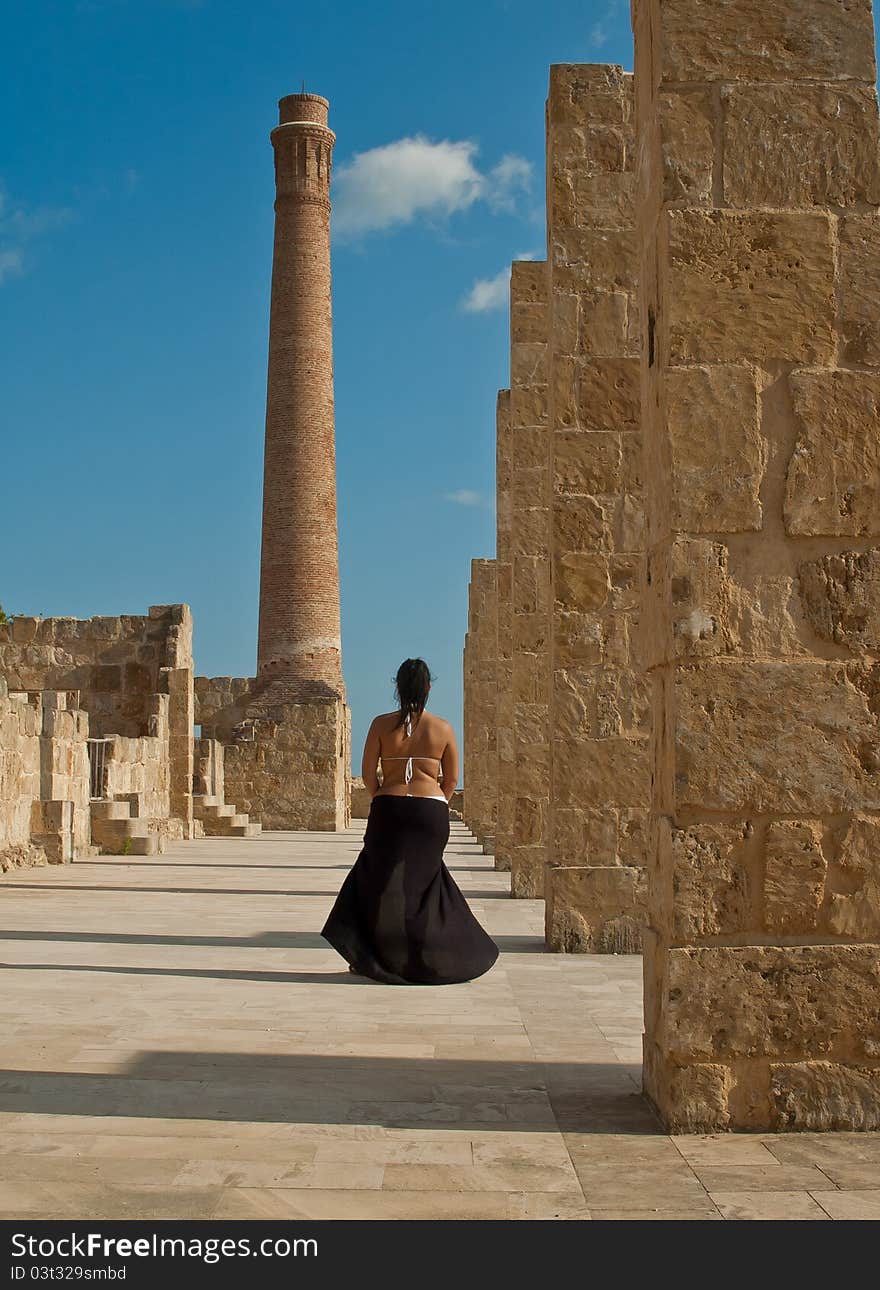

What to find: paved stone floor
left=1, top=820, right=879, bottom=1220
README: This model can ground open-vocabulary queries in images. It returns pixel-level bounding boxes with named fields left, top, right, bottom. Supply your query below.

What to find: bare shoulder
left=424, top=711, right=455, bottom=742
left=368, top=711, right=398, bottom=734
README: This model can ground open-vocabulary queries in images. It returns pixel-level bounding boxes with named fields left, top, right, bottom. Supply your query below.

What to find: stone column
left=494, top=390, right=515, bottom=872
left=544, top=64, right=650, bottom=952
left=257, top=92, right=343, bottom=698
left=463, top=559, right=498, bottom=847
left=508, top=261, right=551, bottom=898
left=634, top=0, right=880, bottom=1130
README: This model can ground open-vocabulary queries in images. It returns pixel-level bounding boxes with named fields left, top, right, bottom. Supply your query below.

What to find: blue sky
left=6, top=0, right=825, bottom=770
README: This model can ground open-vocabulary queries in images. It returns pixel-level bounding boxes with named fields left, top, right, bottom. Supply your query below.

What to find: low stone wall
left=196, top=676, right=350, bottom=830
left=0, top=679, right=90, bottom=871
left=102, top=692, right=172, bottom=827
left=0, top=604, right=194, bottom=839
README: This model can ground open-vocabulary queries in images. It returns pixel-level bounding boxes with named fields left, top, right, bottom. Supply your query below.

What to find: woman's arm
left=361, top=717, right=382, bottom=797
left=439, top=722, right=459, bottom=802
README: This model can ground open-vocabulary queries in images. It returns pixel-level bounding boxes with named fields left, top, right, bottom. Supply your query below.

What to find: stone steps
left=193, top=794, right=262, bottom=838
left=90, top=799, right=165, bottom=856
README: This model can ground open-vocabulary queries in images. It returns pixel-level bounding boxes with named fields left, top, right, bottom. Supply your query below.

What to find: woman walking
left=321, top=658, right=499, bottom=985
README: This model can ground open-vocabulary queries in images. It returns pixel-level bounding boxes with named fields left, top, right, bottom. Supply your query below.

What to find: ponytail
left=393, top=658, right=432, bottom=730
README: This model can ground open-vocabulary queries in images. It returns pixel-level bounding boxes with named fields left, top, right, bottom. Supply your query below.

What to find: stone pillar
left=544, top=65, right=649, bottom=952
left=257, top=92, right=343, bottom=697
left=155, top=603, right=194, bottom=839
left=634, top=0, right=880, bottom=1130
left=494, top=390, right=515, bottom=872
left=462, top=559, right=498, bottom=847
left=508, top=261, right=551, bottom=898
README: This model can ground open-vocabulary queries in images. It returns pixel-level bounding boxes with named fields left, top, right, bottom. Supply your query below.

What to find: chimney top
left=278, top=93, right=329, bottom=126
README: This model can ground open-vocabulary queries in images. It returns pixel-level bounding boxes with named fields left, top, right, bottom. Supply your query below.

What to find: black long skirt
left=321, top=794, right=499, bottom=985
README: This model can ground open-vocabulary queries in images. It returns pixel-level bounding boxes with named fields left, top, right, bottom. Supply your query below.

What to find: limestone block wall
left=195, top=675, right=351, bottom=830
left=193, top=736, right=225, bottom=800
left=0, top=680, right=90, bottom=871
left=1, top=681, right=44, bottom=871
left=102, top=694, right=171, bottom=821
left=462, top=558, right=498, bottom=846
left=633, top=0, right=880, bottom=1131
left=493, top=390, right=515, bottom=873
left=508, top=261, right=551, bottom=898
left=36, top=690, right=91, bottom=860
left=0, top=604, right=194, bottom=839
left=544, top=64, right=650, bottom=952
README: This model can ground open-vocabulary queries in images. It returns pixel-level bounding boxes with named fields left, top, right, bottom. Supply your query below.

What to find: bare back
left=362, top=709, right=458, bottom=799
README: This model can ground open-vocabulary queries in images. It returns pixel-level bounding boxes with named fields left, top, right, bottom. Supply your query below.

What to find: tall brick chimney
left=256, top=92, right=344, bottom=698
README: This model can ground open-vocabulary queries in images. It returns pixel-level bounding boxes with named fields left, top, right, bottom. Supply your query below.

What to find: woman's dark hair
left=393, top=658, right=433, bottom=729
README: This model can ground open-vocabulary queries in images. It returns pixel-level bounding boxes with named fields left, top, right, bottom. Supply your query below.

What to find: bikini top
left=380, top=712, right=441, bottom=784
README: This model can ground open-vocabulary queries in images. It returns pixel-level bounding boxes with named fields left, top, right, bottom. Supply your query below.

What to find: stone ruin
left=0, top=604, right=266, bottom=867
left=1, top=91, right=352, bottom=857
left=463, top=0, right=880, bottom=1130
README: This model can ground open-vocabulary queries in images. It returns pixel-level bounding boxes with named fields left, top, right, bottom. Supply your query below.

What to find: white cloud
left=460, top=267, right=510, bottom=314
left=0, top=248, right=23, bottom=285
left=332, top=135, right=532, bottom=239
left=590, top=0, right=626, bottom=48
left=443, top=489, right=491, bottom=508
left=0, top=186, right=73, bottom=286
left=487, top=154, right=533, bottom=212
left=459, top=251, right=539, bottom=315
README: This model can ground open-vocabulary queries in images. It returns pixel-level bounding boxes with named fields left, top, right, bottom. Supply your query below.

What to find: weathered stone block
left=553, top=552, right=610, bottom=612
left=547, top=63, right=630, bottom=128
left=666, top=210, right=835, bottom=364
left=546, top=864, right=645, bottom=953
left=655, top=0, right=877, bottom=83
left=827, top=814, right=880, bottom=939
left=785, top=370, right=880, bottom=537
left=839, top=214, right=880, bottom=366
left=642, top=1040, right=733, bottom=1134
left=554, top=431, right=621, bottom=495
left=665, top=365, right=764, bottom=532
left=553, top=494, right=612, bottom=554
left=798, top=548, right=880, bottom=654
left=666, top=820, right=752, bottom=940
left=553, top=735, right=651, bottom=809
left=661, top=944, right=880, bottom=1062
left=673, top=660, right=880, bottom=813
left=577, top=288, right=630, bottom=356
left=723, top=83, right=880, bottom=208
left=553, top=667, right=648, bottom=740
left=552, top=611, right=605, bottom=666
left=764, top=820, right=827, bottom=933
left=659, top=89, right=715, bottom=206
left=514, top=795, right=545, bottom=846
left=510, top=385, right=550, bottom=429
left=771, top=1062, right=880, bottom=1131
left=576, top=358, right=641, bottom=431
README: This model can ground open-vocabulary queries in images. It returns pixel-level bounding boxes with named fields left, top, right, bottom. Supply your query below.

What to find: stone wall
left=102, top=697, right=171, bottom=822
left=0, top=604, right=194, bottom=839
left=0, top=680, right=90, bottom=871
left=544, top=64, right=649, bottom=952
left=508, top=261, right=551, bottom=898
left=633, top=0, right=880, bottom=1130
left=462, top=558, right=498, bottom=847
left=195, top=675, right=351, bottom=831
left=494, top=390, right=515, bottom=873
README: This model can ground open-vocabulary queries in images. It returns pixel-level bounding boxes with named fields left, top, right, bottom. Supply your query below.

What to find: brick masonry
left=257, top=93, right=344, bottom=698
